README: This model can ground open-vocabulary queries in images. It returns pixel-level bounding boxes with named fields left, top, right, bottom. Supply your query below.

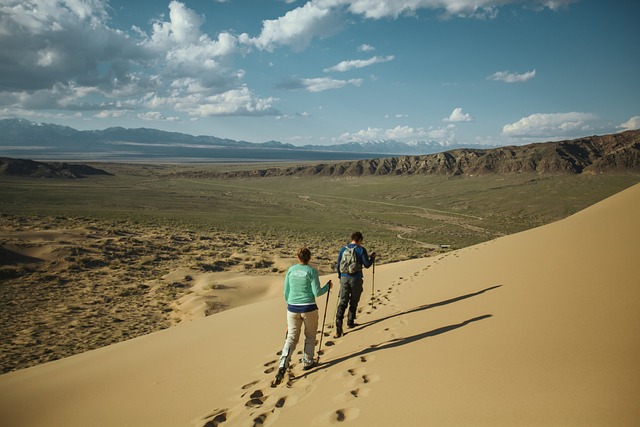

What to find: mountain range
left=190, top=129, right=640, bottom=178
left=0, top=118, right=492, bottom=161
left=1, top=118, right=638, bottom=178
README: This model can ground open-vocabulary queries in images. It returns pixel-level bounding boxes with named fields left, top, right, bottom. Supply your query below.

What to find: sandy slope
left=1, top=184, right=639, bottom=427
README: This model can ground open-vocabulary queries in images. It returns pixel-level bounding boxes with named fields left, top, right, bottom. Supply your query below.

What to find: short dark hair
left=297, top=247, right=311, bottom=264
left=351, top=231, right=363, bottom=242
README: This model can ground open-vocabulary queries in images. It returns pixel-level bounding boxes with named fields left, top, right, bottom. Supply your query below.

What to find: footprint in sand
left=245, top=389, right=266, bottom=407
left=201, top=409, right=228, bottom=427
left=275, top=397, right=286, bottom=408
left=252, top=412, right=269, bottom=426
left=330, top=408, right=361, bottom=423
left=201, top=350, right=296, bottom=427
left=242, top=380, right=259, bottom=390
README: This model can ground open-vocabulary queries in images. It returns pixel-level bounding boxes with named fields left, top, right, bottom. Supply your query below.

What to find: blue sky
left=1, top=0, right=638, bottom=147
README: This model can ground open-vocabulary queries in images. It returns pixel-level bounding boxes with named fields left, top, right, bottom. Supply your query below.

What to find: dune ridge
left=0, top=184, right=639, bottom=426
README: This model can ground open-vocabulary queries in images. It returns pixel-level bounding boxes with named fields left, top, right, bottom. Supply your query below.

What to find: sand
left=0, top=184, right=639, bottom=426
left=0, top=218, right=323, bottom=373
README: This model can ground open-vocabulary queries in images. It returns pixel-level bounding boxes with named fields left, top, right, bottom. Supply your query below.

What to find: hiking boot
left=303, top=361, right=317, bottom=371
left=334, top=324, right=343, bottom=338
left=347, top=322, right=359, bottom=329
left=274, top=367, right=286, bottom=385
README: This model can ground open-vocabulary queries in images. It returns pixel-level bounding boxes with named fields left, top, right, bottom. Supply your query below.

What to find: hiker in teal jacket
left=277, top=247, right=332, bottom=378
left=335, top=231, right=376, bottom=338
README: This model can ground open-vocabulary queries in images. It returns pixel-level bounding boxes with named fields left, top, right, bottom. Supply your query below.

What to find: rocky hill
left=0, top=157, right=111, bottom=178
left=208, top=130, right=640, bottom=178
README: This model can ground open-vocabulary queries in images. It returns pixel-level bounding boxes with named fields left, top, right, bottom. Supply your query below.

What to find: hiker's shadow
left=357, top=284, right=501, bottom=333
left=317, top=314, right=492, bottom=372
left=310, top=285, right=501, bottom=375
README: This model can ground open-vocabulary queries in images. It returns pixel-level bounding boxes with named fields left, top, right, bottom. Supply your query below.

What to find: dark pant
left=336, top=276, right=363, bottom=327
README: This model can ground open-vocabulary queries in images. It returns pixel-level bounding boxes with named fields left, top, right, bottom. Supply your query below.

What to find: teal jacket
left=284, top=263, right=329, bottom=311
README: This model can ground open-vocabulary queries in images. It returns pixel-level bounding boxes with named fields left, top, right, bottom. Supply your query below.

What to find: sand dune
left=1, top=184, right=639, bottom=427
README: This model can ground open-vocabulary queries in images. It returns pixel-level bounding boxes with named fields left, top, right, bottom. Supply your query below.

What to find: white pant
left=279, top=309, right=318, bottom=368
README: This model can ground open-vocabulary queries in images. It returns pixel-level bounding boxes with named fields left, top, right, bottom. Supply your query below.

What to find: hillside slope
left=0, top=157, right=111, bottom=178
left=207, top=130, right=640, bottom=178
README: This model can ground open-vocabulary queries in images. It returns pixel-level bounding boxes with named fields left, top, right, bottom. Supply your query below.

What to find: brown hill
left=0, top=157, right=111, bottom=178
left=211, top=130, right=640, bottom=178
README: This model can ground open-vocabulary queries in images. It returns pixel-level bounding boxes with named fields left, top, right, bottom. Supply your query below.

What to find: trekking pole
left=330, top=289, right=340, bottom=330
left=370, top=258, right=376, bottom=309
left=329, top=263, right=338, bottom=330
left=317, top=281, right=332, bottom=363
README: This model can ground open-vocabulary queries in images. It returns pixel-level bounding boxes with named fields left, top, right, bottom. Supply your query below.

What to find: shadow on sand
left=356, top=284, right=501, bottom=333
left=311, top=285, right=501, bottom=373
left=316, top=314, right=492, bottom=372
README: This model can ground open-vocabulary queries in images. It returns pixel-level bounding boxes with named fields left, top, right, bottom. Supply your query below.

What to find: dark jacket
left=337, top=243, right=374, bottom=279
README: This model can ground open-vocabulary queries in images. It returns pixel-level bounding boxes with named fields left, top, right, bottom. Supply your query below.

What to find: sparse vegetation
left=0, top=163, right=638, bottom=373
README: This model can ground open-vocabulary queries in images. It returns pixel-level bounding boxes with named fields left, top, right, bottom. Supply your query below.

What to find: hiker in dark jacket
left=334, top=231, right=376, bottom=338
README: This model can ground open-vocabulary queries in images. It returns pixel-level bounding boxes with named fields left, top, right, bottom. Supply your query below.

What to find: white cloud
left=425, top=125, right=455, bottom=141
left=338, top=127, right=383, bottom=141
left=304, top=77, right=362, bottom=92
left=385, top=125, right=427, bottom=140
left=337, top=124, right=455, bottom=143
left=145, top=86, right=279, bottom=117
left=617, top=116, right=640, bottom=131
left=0, top=0, right=582, bottom=127
left=167, top=1, right=204, bottom=44
left=323, top=55, right=394, bottom=72
left=358, top=44, right=375, bottom=52
left=0, top=0, right=134, bottom=93
left=245, top=0, right=561, bottom=52
left=324, top=0, right=576, bottom=19
left=95, top=109, right=127, bottom=119
left=444, top=107, right=473, bottom=122
left=138, top=111, right=180, bottom=122
left=0, top=0, right=284, bottom=121
left=143, top=1, right=238, bottom=57
left=279, top=77, right=362, bottom=92
left=276, top=112, right=311, bottom=120
left=142, top=2, right=240, bottom=89
left=242, top=2, right=341, bottom=52
left=488, top=69, right=536, bottom=83
left=530, top=0, right=578, bottom=11
left=502, top=112, right=597, bottom=138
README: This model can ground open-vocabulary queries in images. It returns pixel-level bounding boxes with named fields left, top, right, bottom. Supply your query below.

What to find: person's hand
left=371, top=252, right=377, bottom=259
left=327, top=279, right=333, bottom=289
